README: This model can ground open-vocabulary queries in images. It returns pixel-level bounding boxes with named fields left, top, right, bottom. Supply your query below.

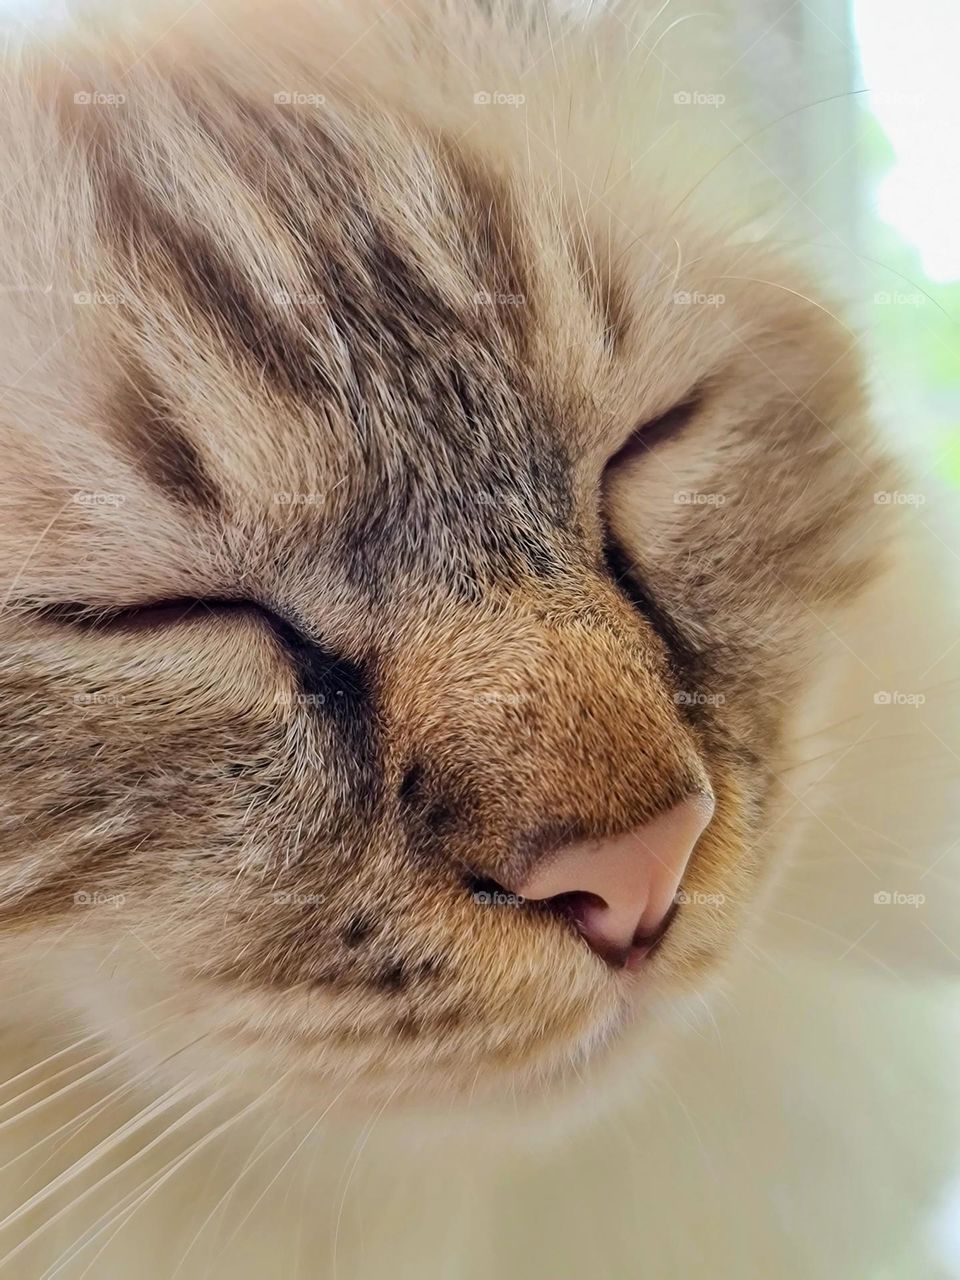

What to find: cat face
left=0, top=6, right=893, bottom=1107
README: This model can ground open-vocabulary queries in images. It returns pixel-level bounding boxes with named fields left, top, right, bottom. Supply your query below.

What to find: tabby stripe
left=111, top=361, right=223, bottom=513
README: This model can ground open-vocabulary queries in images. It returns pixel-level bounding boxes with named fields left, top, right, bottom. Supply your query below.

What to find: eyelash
left=35, top=597, right=371, bottom=721
left=35, top=597, right=252, bottom=633
left=606, top=393, right=702, bottom=472
left=602, top=538, right=692, bottom=657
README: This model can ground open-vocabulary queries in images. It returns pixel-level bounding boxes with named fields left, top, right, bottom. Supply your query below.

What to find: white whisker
left=43, top=1074, right=291, bottom=1280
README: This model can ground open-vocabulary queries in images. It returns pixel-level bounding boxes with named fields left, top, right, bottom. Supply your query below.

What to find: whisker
left=0, top=1028, right=105, bottom=1104
left=740, top=933, right=790, bottom=978
left=756, top=239, right=955, bottom=319
left=669, top=89, right=872, bottom=220
left=624, top=0, right=677, bottom=59
left=0, top=1046, right=112, bottom=1126
left=789, top=711, right=897, bottom=741
left=166, top=1116, right=293, bottom=1276
left=0, top=1069, right=144, bottom=1181
left=205, top=1080, right=353, bottom=1269
left=36, top=1085, right=229, bottom=1280
left=0, top=1046, right=128, bottom=1137
left=638, top=11, right=716, bottom=79
left=712, top=273, right=859, bottom=336
left=0, top=495, right=77, bottom=620
left=41, top=1074, right=291, bottom=1280
left=0, top=1022, right=207, bottom=1223
left=18, top=1018, right=220, bottom=1182
left=779, top=732, right=929, bottom=773
left=0, top=998, right=196, bottom=1139
left=331, top=1082, right=402, bottom=1280
left=0, top=1079, right=213, bottom=1271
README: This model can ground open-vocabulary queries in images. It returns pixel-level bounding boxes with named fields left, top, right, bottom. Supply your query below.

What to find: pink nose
left=516, top=795, right=714, bottom=968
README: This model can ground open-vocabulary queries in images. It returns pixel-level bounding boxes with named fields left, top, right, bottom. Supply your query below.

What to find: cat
left=0, top=1, right=956, bottom=1276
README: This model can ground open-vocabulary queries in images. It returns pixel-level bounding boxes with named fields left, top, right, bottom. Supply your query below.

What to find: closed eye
left=605, top=392, right=702, bottom=472
left=33, top=597, right=255, bottom=633
left=32, top=596, right=370, bottom=714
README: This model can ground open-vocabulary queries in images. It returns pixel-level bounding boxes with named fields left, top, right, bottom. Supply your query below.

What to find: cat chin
left=0, top=930, right=732, bottom=1143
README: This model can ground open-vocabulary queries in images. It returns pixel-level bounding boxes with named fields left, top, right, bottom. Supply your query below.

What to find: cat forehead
left=88, top=93, right=618, bottom=588
left=107, top=271, right=583, bottom=593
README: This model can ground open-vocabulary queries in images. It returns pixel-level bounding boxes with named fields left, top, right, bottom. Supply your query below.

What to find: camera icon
left=873, top=891, right=892, bottom=905
left=673, top=91, right=692, bottom=105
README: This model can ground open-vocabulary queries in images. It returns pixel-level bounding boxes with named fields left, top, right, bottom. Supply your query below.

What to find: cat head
left=0, top=0, right=894, bottom=1108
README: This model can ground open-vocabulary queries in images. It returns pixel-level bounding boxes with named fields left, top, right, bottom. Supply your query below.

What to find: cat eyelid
left=605, top=390, right=704, bottom=472
left=31, top=597, right=255, bottom=633
left=31, top=598, right=330, bottom=661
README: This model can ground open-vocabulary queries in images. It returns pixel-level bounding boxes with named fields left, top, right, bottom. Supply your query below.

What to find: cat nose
left=516, top=795, right=714, bottom=968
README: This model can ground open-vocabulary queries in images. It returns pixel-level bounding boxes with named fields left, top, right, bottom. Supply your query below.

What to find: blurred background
left=735, top=0, right=960, bottom=498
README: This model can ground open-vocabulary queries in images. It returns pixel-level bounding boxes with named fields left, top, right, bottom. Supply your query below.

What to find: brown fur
left=0, top=0, right=897, bottom=1114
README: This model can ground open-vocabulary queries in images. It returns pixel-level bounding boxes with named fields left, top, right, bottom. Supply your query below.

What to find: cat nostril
left=546, top=890, right=606, bottom=923
left=542, top=889, right=618, bottom=953
left=515, top=796, right=714, bottom=969
left=542, top=890, right=679, bottom=969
